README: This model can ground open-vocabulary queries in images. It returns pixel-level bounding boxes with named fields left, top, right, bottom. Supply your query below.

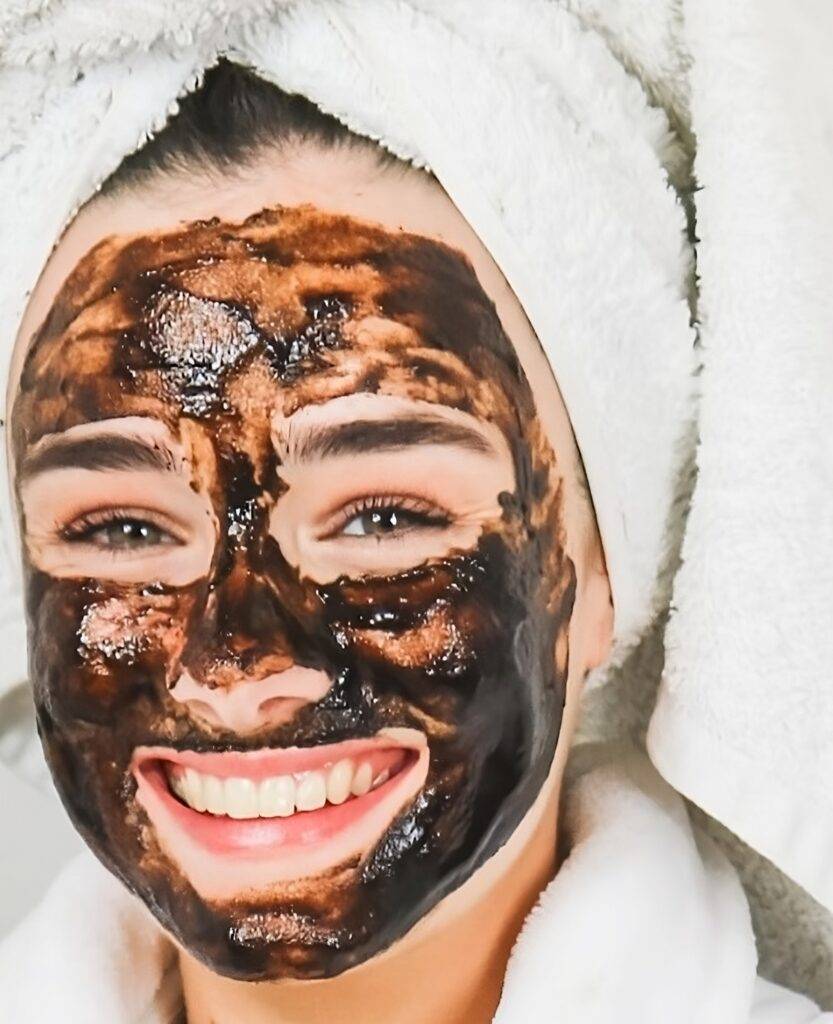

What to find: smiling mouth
left=131, top=731, right=429, bottom=883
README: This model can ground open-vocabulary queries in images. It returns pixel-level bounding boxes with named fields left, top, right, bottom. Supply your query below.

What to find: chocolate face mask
left=12, top=205, right=575, bottom=979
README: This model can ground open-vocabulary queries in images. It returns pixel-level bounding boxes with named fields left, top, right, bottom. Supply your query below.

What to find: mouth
left=131, top=729, right=429, bottom=895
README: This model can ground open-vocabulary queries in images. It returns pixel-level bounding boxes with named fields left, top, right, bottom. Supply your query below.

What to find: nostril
left=182, top=700, right=224, bottom=728
left=258, top=696, right=307, bottom=719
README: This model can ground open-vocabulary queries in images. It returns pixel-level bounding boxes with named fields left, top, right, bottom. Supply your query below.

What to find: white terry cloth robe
left=1, top=745, right=831, bottom=1024
left=0, top=0, right=832, bottom=1019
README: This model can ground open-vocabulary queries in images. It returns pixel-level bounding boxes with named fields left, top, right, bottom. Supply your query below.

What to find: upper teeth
left=168, top=758, right=386, bottom=819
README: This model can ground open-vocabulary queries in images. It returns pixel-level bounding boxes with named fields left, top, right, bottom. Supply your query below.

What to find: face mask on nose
left=13, top=205, right=575, bottom=978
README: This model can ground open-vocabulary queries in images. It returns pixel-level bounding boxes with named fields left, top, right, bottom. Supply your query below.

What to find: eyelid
left=314, top=493, right=452, bottom=542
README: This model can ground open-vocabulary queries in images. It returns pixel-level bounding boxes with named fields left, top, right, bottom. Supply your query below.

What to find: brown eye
left=65, top=516, right=178, bottom=550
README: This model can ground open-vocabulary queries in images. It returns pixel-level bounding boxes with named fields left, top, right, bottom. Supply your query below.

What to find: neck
left=179, top=771, right=562, bottom=1024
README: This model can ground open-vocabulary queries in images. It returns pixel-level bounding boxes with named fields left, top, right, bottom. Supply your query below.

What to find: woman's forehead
left=32, top=203, right=490, bottom=351
left=12, top=205, right=533, bottom=466
left=9, top=145, right=506, bottom=405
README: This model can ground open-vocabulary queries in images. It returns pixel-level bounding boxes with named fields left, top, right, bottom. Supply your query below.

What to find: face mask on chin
left=13, top=204, right=575, bottom=979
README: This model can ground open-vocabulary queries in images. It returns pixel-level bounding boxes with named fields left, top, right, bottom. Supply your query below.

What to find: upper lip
left=131, top=728, right=426, bottom=781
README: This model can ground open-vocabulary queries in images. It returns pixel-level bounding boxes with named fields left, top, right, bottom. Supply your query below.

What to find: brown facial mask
left=12, top=205, right=574, bottom=979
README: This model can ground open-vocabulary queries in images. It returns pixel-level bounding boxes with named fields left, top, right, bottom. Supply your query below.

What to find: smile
left=131, top=729, right=430, bottom=891
left=167, top=750, right=400, bottom=819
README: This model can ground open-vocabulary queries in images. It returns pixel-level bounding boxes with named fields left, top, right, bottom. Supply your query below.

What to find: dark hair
left=100, top=59, right=401, bottom=196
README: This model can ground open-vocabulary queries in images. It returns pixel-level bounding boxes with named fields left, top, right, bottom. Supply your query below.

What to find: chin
left=117, top=758, right=552, bottom=980
left=131, top=732, right=429, bottom=901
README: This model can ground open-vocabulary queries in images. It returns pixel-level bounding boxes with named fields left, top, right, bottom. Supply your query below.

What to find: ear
left=566, top=546, right=614, bottom=683
left=584, top=561, right=614, bottom=673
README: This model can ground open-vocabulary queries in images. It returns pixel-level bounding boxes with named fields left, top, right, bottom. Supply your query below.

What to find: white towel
left=647, top=0, right=833, bottom=924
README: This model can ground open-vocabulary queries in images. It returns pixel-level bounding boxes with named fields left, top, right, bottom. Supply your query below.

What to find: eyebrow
left=20, top=434, right=178, bottom=480
left=289, top=415, right=496, bottom=462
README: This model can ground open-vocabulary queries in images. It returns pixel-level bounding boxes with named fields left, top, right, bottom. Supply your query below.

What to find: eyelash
left=56, top=495, right=451, bottom=550
left=320, top=494, right=452, bottom=540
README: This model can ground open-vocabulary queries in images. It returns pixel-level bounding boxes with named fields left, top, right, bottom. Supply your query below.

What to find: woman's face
left=9, top=149, right=608, bottom=980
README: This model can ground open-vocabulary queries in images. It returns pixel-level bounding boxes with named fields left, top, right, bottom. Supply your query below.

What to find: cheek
left=78, top=595, right=187, bottom=672
left=346, top=604, right=475, bottom=673
left=319, top=545, right=525, bottom=714
left=27, top=575, right=194, bottom=717
left=341, top=603, right=479, bottom=733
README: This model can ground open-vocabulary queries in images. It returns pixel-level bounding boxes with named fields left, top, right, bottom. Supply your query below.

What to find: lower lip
left=135, top=750, right=422, bottom=858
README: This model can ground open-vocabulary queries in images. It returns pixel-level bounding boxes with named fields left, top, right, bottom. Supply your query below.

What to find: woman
left=1, top=4, right=832, bottom=1022
left=7, top=61, right=617, bottom=1022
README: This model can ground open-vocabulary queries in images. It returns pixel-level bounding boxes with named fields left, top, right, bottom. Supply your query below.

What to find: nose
left=170, top=549, right=332, bottom=734
left=169, top=664, right=332, bottom=734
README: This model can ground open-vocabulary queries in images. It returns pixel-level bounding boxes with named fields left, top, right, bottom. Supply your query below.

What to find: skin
left=9, top=144, right=613, bottom=1022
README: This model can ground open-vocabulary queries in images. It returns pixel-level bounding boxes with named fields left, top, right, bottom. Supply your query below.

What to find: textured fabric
left=497, top=746, right=832, bottom=1024
left=647, top=0, right=833, bottom=919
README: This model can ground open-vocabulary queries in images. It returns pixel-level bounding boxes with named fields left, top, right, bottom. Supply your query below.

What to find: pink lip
left=135, top=748, right=415, bottom=856
left=131, top=729, right=430, bottom=892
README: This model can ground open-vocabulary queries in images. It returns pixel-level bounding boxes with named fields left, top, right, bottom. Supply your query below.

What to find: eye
left=62, top=511, right=181, bottom=551
left=332, top=497, right=450, bottom=540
